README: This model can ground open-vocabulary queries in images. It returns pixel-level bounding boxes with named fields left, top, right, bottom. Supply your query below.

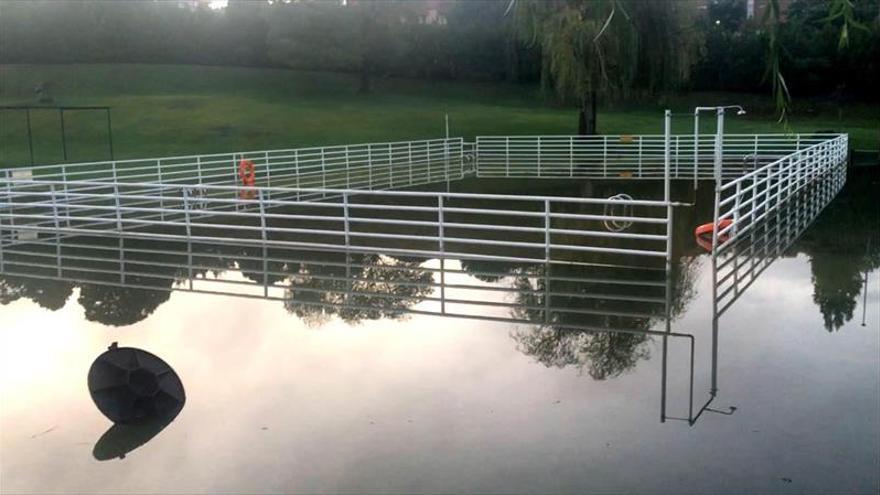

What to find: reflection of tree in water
left=77, top=283, right=172, bottom=327
left=796, top=172, right=879, bottom=331
left=0, top=276, right=74, bottom=310
left=284, top=253, right=434, bottom=326
left=475, top=256, right=698, bottom=380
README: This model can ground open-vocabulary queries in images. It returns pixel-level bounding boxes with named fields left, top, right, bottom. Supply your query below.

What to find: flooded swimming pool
left=1, top=175, right=878, bottom=494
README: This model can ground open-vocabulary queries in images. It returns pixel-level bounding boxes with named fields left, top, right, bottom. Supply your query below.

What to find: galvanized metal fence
left=1, top=138, right=467, bottom=194
left=474, top=134, right=836, bottom=180
left=711, top=134, right=848, bottom=253
left=0, top=180, right=673, bottom=267
left=0, top=132, right=847, bottom=272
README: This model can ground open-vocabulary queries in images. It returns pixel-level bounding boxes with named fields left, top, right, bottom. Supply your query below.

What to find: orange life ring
left=694, top=219, right=733, bottom=252
left=238, top=159, right=256, bottom=187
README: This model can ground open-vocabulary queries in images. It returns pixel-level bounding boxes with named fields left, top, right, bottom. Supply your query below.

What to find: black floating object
left=87, top=343, right=185, bottom=425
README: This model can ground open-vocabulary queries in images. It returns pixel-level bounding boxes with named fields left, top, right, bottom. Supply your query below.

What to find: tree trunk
left=577, top=90, right=597, bottom=135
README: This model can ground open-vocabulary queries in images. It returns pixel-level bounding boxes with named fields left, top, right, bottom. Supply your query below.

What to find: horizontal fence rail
left=0, top=180, right=673, bottom=267
left=475, top=134, right=839, bottom=180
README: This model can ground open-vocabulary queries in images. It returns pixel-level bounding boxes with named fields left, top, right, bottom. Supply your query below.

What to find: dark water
left=1, top=173, right=878, bottom=494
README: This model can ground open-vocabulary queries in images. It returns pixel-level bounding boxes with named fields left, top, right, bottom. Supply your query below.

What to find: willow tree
left=763, top=0, right=876, bottom=123
left=510, top=0, right=699, bottom=134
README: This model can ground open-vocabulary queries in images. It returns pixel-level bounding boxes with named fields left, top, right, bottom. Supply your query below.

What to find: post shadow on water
left=87, top=343, right=185, bottom=461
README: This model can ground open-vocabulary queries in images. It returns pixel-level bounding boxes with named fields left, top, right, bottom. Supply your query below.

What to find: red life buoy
left=694, top=219, right=733, bottom=252
left=238, top=159, right=256, bottom=187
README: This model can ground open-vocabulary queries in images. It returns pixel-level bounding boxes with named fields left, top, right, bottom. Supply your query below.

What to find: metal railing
left=1, top=180, right=673, bottom=267
left=1, top=138, right=467, bottom=193
left=474, top=134, right=837, bottom=179
left=711, top=134, right=847, bottom=253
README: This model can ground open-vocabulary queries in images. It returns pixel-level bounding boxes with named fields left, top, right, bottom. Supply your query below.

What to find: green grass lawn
left=1, top=63, right=877, bottom=167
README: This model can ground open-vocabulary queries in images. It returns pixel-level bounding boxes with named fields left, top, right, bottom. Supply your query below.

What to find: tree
left=509, top=0, right=698, bottom=134
left=284, top=253, right=434, bottom=326
left=0, top=275, right=74, bottom=311
left=762, top=0, right=879, bottom=121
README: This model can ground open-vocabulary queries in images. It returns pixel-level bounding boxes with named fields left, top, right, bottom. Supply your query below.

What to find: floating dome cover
left=87, top=343, right=185, bottom=425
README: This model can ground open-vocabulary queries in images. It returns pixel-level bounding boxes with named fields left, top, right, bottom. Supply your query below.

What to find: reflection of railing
left=1, top=181, right=672, bottom=266
left=713, top=170, right=844, bottom=317
left=0, top=236, right=668, bottom=323
left=475, top=134, right=837, bottom=179
left=0, top=235, right=710, bottom=425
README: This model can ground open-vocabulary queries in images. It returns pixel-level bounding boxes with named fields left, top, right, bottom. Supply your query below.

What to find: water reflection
left=92, top=417, right=176, bottom=462
left=285, top=253, right=435, bottom=326
left=3, top=178, right=873, bottom=333
left=798, top=175, right=879, bottom=331
left=0, top=174, right=875, bottom=436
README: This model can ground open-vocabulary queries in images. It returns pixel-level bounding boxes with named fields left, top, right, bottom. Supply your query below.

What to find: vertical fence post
left=3, top=171, right=13, bottom=247
left=664, top=110, right=671, bottom=204
left=321, top=148, right=327, bottom=193
left=443, top=138, right=449, bottom=188
left=711, top=108, right=725, bottom=252
left=408, top=141, right=413, bottom=185
left=753, top=134, right=759, bottom=169
left=257, top=188, right=269, bottom=297
left=294, top=149, right=301, bottom=200
left=264, top=150, right=271, bottom=199
left=505, top=136, right=510, bottom=177
left=368, top=145, right=373, bottom=189
left=60, top=164, right=71, bottom=227
left=112, top=182, right=123, bottom=232
left=733, top=181, right=741, bottom=236
left=196, top=156, right=203, bottom=186
left=437, top=195, right=444, bottom=257
left=536, top=136, right=542, bottom=175
left=182, top=188, right=193, bottom=288
left=639, top=136, right=643, bottom=178
left=343, top=192, right=350, bottom=249
left=345, top=145, right=351, bottom=190
left=603, top=135, right=608, bottom=177
left=392, top=142, right=397, bottom=190
left=156, top=159, right=165, bottom=220
left=544, top=199, right=551, bottom=262
left=49, top=184, right=62, bottom=277
left=693, top=110, right=699, bottom=189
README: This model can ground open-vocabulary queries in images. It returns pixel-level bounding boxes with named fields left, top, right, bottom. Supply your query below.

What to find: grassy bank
left=1, top=64, right=877, bottom=167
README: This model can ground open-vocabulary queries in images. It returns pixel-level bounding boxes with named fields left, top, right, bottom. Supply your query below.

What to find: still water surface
left=1, top=176, right=878, bottom=494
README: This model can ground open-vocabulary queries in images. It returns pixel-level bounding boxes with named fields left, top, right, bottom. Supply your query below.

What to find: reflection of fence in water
left=712, top=136, right=848, bottom=316
left=0, top=233, right=730, bottom=426
left=0, top=236, right=669, bottom=325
